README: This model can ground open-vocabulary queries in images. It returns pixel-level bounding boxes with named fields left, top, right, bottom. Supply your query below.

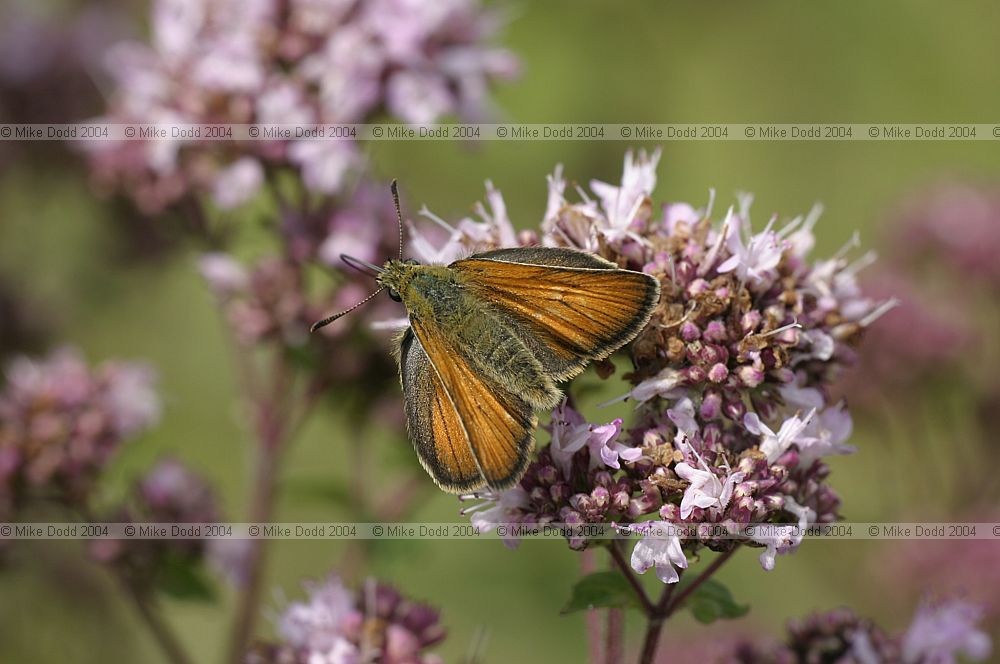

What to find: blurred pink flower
left=902, top=599, right=992, bottom=664
left=280, top=576, right=357, bottom=653
left=872, top=523, right=1000, bottom=627
left=701, top=600, right=992, bottom=663
left=254, top=576, right=445, bottom=664
left=213, top=158, right=265, bottom=210
left=837, top=269, right=971, bottom=403
left=199, top=252, right=250, bottom=295
left=890, top=182, right=1000, bottom=288
left=89, top=458, right=221, bottom=586
left=85, top=0, right=518, bottom=211
left=208, top=537, right=255, bottom=588
left=0, top=348, right=159, bottom=514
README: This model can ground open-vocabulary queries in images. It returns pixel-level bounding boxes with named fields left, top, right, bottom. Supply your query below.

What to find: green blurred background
left=2, top=0, right=1000, bottom=661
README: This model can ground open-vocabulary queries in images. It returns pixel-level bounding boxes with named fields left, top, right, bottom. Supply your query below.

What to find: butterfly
left=312, top=182, right=660, bottom=493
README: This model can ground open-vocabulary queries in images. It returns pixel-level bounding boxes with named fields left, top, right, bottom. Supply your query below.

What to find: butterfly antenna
left=390, top=179, right=403, bottom=260
left=313, top=182, right=403, bottom=332
left=310, top=286, right=386, bottom=332
left=341, top=254, right=385, bottom=277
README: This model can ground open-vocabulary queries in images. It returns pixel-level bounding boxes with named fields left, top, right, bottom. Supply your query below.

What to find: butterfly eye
left=388, top=288, right=402, bottom=302
left=403, top=259, right=420, bottom=266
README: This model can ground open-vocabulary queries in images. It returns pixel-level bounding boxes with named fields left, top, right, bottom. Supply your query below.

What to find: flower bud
left=723, top=398, right=746, bottom=420
left=708, top=363, right=729, bottom=383
left=680, top=321, right=701, bottom=341
left=550, top=483, right=571, bottom=504
left=703, top=320, right=728, bottom=342
left=536, top=464, right=558, bottom=485
left=592, top=471, right=613, bottom=488
left=736, top=364, right=765, bottom=388
left=590, top=486, right=611, bottom=511
left=687, top=278, right=710, bottom=296
left=683, top=365, right=707, bottom=384
left=741, top=310, right=762, bottom=334
left=518, top=229, right=539, bottom=246
left=700, top=391, right=723, bottom=420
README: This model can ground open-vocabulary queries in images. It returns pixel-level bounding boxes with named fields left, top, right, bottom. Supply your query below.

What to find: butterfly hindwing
left=398, top=328, right=483, bottom=492
left=401, top=319, right=535, bottom=492
left=451, top=248, right=661, bottom=381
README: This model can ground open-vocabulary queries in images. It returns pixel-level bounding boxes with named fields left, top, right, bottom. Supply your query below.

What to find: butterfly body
left=380, top=259, right=561, bottom=411
left=377, top=247, right=660, bottom=493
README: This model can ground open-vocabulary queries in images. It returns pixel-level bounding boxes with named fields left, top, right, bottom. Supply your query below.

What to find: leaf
left=561, top=571, right=641, bottom=614
left=155, top=555, right=217, bottom=602
left=679, top=578, right=749, bottom=624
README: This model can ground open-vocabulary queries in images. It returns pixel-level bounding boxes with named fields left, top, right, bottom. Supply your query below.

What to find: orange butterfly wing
left=451, top=248, right=661, bottom=381
left=399, top=329, right=483, bottom=492
left=400, top=322, right=535, bottom=492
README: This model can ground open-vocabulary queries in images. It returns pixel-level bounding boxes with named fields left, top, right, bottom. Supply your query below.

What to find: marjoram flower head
left=249, top=575, right=445, bottom=664
left=0, top=347, right=160, bottom=517
left=85, top=0, right=518, bottom=213
left=89, top=458, right=222, bottom=588
left=448, top=150, right=892, bottom=578
left=841, top=181, right=1000, bottom=409
left=718, top=597, right=991, bottom=664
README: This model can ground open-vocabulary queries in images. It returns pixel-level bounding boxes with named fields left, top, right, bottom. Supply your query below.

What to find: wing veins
left=411, top=325, right=490, bottom=488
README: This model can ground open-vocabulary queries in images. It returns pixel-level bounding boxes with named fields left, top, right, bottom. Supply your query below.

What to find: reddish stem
left=634, top=547, right=739, bottom=664
left=664, top=547, right=737, bottom=615
left=605, top=608, right=624, bottom=664
left=607, top=540, right=655, bottom=616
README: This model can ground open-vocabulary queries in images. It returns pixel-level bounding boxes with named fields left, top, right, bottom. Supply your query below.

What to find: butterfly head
left=378, top=258, right=421, bottom=303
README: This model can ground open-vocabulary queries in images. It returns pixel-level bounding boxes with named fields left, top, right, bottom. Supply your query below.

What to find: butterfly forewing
left=472, top=247, right=620, bottom=270
left=404, top=317, right=535, bottom=492
left=451, top=250, right=661, bottom=381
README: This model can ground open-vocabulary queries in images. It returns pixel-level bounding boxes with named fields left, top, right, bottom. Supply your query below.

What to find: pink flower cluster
left=249, top=575, right=445, bottom=664
left=447, top=151, right=890, bottom=577
left=722, top=599, right=991, bottom=664
left=0, top=348, right=160, bottom=517
left=85, top=0, right=517, bottom=213
left=90, top=458, right=221, bottom=587
left=843, top=181, right=1000, bottom=408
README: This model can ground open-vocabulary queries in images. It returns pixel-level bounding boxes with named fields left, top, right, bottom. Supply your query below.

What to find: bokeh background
left=2, top=0, right=1000, bottom=662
